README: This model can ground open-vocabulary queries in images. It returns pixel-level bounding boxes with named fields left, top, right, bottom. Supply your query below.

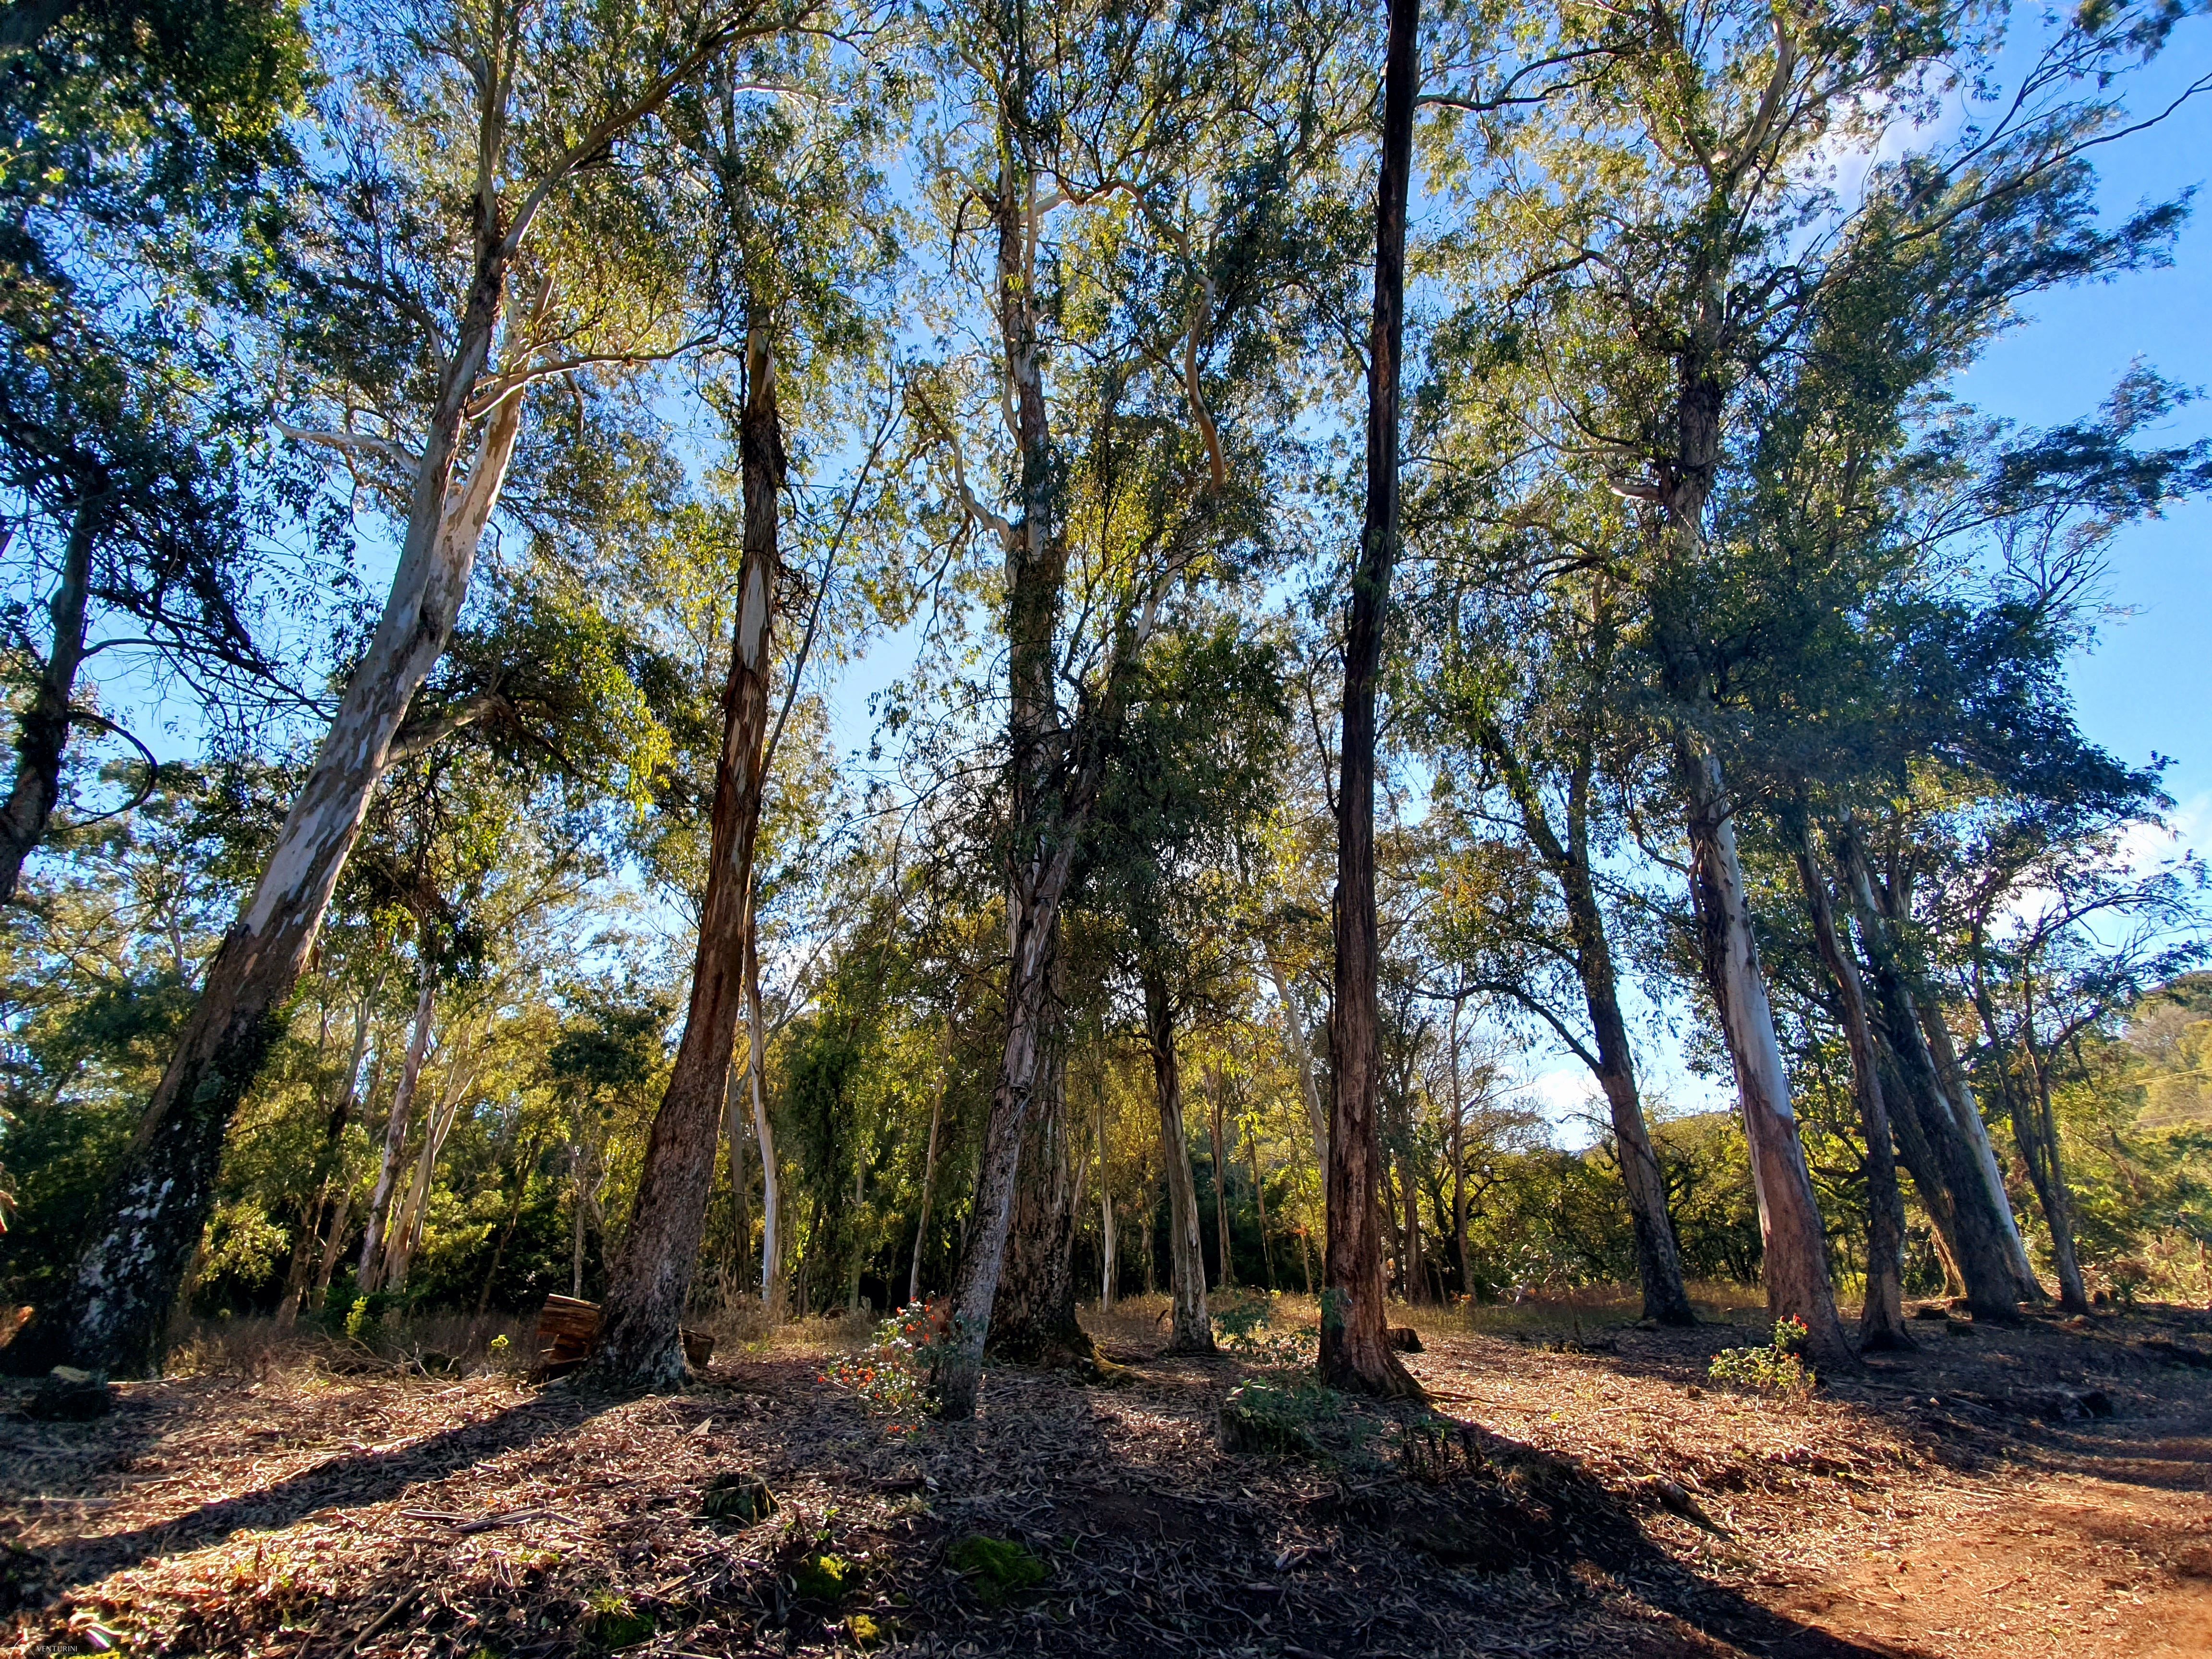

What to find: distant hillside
left=2125, top=974, right=2212, bottom=1131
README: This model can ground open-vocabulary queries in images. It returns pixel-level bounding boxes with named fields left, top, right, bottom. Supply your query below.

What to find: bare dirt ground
left=4, top=1292, right=2210, bottom=1657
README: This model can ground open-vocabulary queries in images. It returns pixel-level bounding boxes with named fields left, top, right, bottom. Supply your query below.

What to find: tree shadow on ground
left=0, top=1349, right=1975, bottom=1657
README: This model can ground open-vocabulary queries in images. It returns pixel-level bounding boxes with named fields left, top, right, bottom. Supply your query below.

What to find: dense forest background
left=3, top=0, right=2212, bottom=1379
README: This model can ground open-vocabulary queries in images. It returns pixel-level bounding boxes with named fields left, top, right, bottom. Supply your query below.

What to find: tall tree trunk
left=277, top=990, right=375, bottom=1329
left=359, top=969, right=438, bottom=1294
left=1840, top=833, right=2027, bottom=1320
left=1248, top=1119, right=1274, bottom=1289
left=1485, top=731, right=1694, bottom=1324
left=745, top=899, right=782, bottom=1315
left=725, top=1061, right=751, bottom=1299
left=1397, top=1151, right=1423, bottom=1305
left=1679, top=744, right=1853, bottom=1368
left=1264, top=956, right=1328, bottom=1168
left=1096, top=1069, right=1114, bottom=1309
left=381, top=1054, right=472, bottom=1295
left=1323, top=0, right=1421, bottom=1400
left=50, top=244, right=525, bottom=1375
left=1208, top=1073, right=1233, bottom=1289
left=938, top=152, right=1085, bottom=1421
left=1146, top=965, right=1214, bottom=1354
left=1792, top=824, right=1911, bottom=1350
left=993, top=970, right=1092, bottom=1362
left=1448, top=1004, right=1470, bottom=1299
left=0, top=494, right=99, bottom=904
left=909, top=1032, right=947, bottom=1308
left=595, top=326, right=785, bottom=1389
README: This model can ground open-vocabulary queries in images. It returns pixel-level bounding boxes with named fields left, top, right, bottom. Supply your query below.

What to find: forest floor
left=3, top=1288, right=2211, bottom=1658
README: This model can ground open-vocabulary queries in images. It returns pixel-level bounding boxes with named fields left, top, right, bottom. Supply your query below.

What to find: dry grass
left=4, top=1294, right=2209, bottom=1657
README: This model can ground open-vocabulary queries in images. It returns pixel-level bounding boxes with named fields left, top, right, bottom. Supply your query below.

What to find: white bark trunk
left=359, top=971, right=437, bottom=1293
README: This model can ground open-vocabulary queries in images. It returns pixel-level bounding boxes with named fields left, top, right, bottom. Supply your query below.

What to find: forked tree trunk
left=0, top=495, right=100, bottom=905
left=1145, top=966, right=1214, bottom=1354
left=595, top=328, right=784, bottom=1389
left=359, top=969, right=438, bottom=1294
left=49, top=256, right=526, bottom=1375
left=1322, top=0, right=1421, bottom=1401
left=1679, top=745, right=1853, bottom=1369
left=1793, top=825, right=1911, bottom=1350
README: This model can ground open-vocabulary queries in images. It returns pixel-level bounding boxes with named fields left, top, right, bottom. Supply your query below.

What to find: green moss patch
left=946, top=1535, right=1048, bottom=1606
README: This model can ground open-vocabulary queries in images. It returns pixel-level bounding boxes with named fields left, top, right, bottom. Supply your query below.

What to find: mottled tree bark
left=993, top=963, right=1094, bottom=1364
left=1677, top=745, right=1853, bottom=1369
left=48, top=238, right=525, bottom=1376
left=595, top=327, right=784, bottom=1389
left=1322, top=0, right=1421, bottom=1400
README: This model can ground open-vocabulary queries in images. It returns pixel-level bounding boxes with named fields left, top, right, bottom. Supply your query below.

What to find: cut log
left=532, top=1295, right=714, bottom=1378
left=1387, top=1326, right=1423, bottom=1353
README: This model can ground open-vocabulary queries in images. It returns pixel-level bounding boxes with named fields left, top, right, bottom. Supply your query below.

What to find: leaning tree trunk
left=1842, top=846, right=2028, bottom=1321
left=2017, top=1019, right=2091, bottom=1314
left=1322, top=0, right=1421, bottom=1400
left=937, top=153, right=1084, bottom=1421
left=1679, top=745, right=1854, bottom=1370
left=1919, top=999, right=2041, bottom=1299
left=0, top=494, right=99, bottom=905
left=1537, top=759, right=1695, bottom=1326
left=358, top=968, right=439, bottom=1294
left=46, top=253, right=524, bottom=1377
left=594, top=327, right=785, bottom=1390
left=1145, top=965, right=1214, bottom=1354
left=1793, top=827, right=1911, bottom=1350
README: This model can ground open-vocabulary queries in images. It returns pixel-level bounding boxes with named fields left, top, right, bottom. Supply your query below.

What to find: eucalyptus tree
left=1412, top=547, right=1696, bottom=1326
left=1467, top=0, right=2205, bottom=1363
left=0, top=0, right=315, bottom=903
left=47, top=0, right=808, bottom=1378
left=1080, top=616, right=1289, bottom=1353
left=914, top=0, right=1368, bottom=1418
left=594, top=29, right=899, bottom=1388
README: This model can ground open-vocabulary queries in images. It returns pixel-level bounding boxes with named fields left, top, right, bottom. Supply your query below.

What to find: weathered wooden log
left=1386, top=1325, right=1423, bottom=1353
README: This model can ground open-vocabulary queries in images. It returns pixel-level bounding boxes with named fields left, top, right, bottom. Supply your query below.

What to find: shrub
left=1707, top=1316, right=1815, bottom=1398
left=821, top=1298, right=971, bottom=1428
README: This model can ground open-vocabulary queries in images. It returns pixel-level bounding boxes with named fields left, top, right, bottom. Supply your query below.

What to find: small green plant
left=946, top=1535, right=1047, bottom=1607
left=584, top=1588, right=654, bottom=1647
left=1708, top=1316, right=1815, bottom=1397
left=344, top=1296, right=370, bottom=1343
left=790, top=1551, right=852, bottom=1602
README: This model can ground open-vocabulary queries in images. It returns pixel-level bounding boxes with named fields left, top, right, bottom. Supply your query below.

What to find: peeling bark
left=595, top=326, right=784, bottom=1389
